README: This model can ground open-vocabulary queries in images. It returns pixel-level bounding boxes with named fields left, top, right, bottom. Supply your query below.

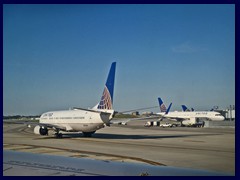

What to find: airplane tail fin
left=181, top=105, right=188, bottom=112
left=158, top=97, right=167, bottom=112
left=182, top=105, right=192, bottom=112
left=94, top=62, right=116, bottom=110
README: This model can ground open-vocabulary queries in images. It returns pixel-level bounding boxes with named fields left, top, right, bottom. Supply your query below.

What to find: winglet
left=165, top=103, right=172, bottom=115
left=97, top=62, right=116, bottom=110
left=158, top=97, right=167, bottom=112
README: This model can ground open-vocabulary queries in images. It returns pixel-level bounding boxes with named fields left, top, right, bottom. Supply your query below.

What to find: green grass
left=114, top=114, right=139, bottom=119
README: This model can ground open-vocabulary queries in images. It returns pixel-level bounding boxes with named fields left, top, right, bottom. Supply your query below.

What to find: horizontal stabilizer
left=73, top=107, right=112, bottom=115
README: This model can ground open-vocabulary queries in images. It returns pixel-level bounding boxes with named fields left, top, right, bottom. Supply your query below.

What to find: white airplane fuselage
left=157, top=111, right=225, bottom=121
left=40, top=109, right=113, bottom=132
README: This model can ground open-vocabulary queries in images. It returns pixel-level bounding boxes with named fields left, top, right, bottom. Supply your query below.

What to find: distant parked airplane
left=157, top=98, right=225, bottom=126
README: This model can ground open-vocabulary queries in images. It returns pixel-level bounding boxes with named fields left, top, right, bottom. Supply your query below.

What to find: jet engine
left=34, top=125, right=48, bottom=135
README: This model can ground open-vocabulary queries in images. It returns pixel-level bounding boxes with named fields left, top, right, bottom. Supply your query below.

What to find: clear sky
left=3, top=4, right=235, bottom=115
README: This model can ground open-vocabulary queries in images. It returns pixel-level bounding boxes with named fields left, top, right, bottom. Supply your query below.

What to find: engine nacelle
left=34, top=125, right=48, bottom=135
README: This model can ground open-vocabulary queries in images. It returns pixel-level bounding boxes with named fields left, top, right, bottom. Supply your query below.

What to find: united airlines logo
left=160, top=104, right=167, bottom=112
left=97, top=86, right=113, bottom=110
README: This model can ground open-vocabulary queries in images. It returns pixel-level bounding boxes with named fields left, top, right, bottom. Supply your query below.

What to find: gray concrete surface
left=3, top=120, right=235, bottom=175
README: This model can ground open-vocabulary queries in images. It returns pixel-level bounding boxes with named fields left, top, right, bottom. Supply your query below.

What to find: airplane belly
left=68, top=123, right=105, bottom=132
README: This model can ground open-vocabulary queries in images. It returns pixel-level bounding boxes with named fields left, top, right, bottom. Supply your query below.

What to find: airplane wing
left=110, top=115, right=160, bottom=125
left=113, top=100, right=174, bottom=125
left=26, top=122, right=67, bottom=131
left=110, top=104, right=165, bottom=125
left=3, top=150, right=231, bottom=176
left=72, top=107, right=112, bottom=116
left=4, top=120, right=68, bottom=131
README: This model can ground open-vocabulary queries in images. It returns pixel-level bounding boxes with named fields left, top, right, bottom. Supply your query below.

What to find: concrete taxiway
left=3, top=120, right=235, bottom=175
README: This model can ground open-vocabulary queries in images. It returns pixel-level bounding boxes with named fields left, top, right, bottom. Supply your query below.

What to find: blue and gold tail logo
left=158, top=97, right=166, bottom=112
left=160, top=104, right=167, bottom=112
left=97, top=86, right=113, bottom=109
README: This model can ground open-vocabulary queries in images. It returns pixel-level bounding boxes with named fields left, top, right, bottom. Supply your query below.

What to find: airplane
left=157, top=98, right=225, bottom=126
left=31, top=62, right=118, bottom=138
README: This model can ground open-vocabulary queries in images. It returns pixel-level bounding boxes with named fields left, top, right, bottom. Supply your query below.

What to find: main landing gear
left=54, top=129, right=63, bottom=138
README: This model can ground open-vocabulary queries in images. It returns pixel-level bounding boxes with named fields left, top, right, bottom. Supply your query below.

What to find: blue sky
left=3, top=4, right=235, bottom=115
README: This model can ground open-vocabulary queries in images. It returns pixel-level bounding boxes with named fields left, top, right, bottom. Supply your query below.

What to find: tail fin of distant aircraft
left=182, top=105, right=189, bottom=112
left=158, top=98, right=167, bottom=112
left=94, top=62, right=116, bottom=110
left=181, top=105, right=194, bottom=112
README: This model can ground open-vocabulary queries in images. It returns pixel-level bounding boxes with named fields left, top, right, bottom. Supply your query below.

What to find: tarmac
left=3, top=119, right=235, bottom=175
